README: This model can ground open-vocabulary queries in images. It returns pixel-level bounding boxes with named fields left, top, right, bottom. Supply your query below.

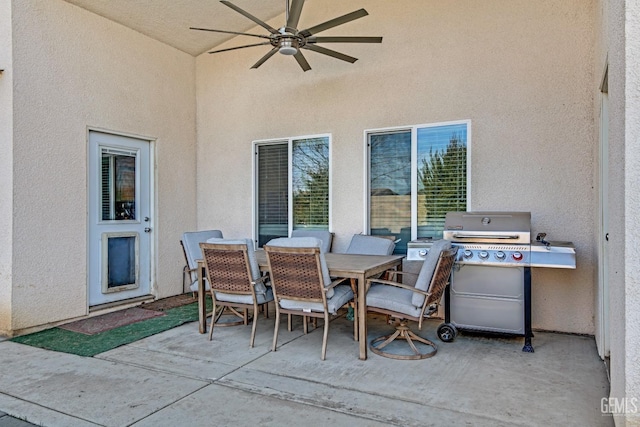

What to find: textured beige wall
left=196, top=0, right=597, bottom=334
left=623, top=0, right=640, bottom=422
left=8, top=0, right=196, bottom=332
left=0, top=1, right=13, bottom=334
left=599, top=0, right=631, bottom=422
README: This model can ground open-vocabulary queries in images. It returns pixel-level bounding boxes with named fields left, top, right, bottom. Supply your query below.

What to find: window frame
left=252, top=133, right=332, bottom=247
left=364, top=120, right=471, bottom=246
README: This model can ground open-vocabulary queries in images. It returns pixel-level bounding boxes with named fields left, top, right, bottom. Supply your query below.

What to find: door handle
left=144, top=227, right=152, bottom=233
left=144, top=217, right=150, bottom=222
left=605, top=233, right=609, bottom=241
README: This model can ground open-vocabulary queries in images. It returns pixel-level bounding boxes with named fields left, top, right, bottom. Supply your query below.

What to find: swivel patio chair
left=200, top=239, right=274, bottom=347
left=342, top=234, right=397, bottom=338
left=366, top=240, right=457, bottom=360
left=345, top=234, right=396, bottom=255
left=265, top=237, right=354, bottom=360
left=290, top=229, right=334, bottom=253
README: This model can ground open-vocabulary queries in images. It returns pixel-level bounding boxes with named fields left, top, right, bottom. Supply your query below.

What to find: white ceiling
left=63, top=0, right=286, bottom=56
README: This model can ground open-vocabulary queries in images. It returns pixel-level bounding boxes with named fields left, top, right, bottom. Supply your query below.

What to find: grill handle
left=452, top=233, right=521, bottom=240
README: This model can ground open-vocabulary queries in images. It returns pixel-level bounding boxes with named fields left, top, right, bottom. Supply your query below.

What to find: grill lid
left=443, top=211, right=531, bottom=244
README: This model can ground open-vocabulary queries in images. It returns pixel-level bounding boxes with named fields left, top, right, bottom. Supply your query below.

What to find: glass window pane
left=257, top=144, right=288, bottom=246
left=417, top=124, right=468, bottom=239
left=369, top=131, right=411, bottom=253
left=292, top=137, right=329, bottom=231
left=101, top=152, right=136, bottom=221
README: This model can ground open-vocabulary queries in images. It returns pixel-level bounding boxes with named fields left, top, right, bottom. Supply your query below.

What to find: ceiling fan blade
left=299, top=9, right=368, bottom=37
left=286, top=0, right=305, bottom=29
left=209, top=42, right=272, bottom=54
left=294, top=51, right=311, bottom=71
left=190, top=27, right=271, bottom=39
left=220, top=1, right=279, bottom=34
left=307, top=36, right=382, bottom=44
left=303, top=44, right=357, bottom=63
left=251, top=47, right=279, bottom=69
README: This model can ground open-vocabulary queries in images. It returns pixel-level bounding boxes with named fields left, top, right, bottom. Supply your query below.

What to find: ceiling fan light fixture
left=279, top=38, right=298, bottom=55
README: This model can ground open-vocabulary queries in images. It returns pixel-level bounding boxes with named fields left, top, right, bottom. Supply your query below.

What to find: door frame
left=86, top=127, right=156, bottom=309
left=597, top=65, right=610, bottom=359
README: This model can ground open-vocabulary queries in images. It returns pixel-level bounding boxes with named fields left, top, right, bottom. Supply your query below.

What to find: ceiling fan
left=190, top=0, right=383, bottom=71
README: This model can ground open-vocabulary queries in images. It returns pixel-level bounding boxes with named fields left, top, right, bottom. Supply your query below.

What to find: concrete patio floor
left=0, top=311, right=612, bottom=426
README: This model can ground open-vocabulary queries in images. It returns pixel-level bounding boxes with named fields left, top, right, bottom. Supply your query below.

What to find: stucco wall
left=8, top=0, right=196, bottom=333
left=623, top=0, right=640, bottom=423
left=0, top=1, right=13, bottom=333
left=196, top=0, right=597, bottom=334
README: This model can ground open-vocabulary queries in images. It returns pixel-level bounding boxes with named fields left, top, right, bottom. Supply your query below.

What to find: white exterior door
left=88, top=131, right=153, bottom=307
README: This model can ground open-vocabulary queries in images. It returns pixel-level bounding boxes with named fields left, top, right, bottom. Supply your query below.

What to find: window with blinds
left=255, top=135, right=330, bottom=247
left=367, top=121, right=469, bottom=253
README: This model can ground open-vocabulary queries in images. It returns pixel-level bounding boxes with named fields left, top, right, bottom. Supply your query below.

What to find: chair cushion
left=183, top=230, right=223, bottom=293
left=215, top=287, right=274, bottom=305
left=205, top=238, right=267, bottom=296
left=265, top=237, right=333, bottom=298
left=182, top=230, right=224, bottom=270
left=290, top=230, right=333, bottom=253
left=346, top=234, right=395, bottom=255
left=367, top=283, right=423, bottom=318
left=279, top=284, right=353, bottom=315
left=411, top=239, right=452, bottom=307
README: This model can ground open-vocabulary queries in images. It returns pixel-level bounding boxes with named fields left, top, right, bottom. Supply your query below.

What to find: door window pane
left=101, top=150, right=136, bottom=221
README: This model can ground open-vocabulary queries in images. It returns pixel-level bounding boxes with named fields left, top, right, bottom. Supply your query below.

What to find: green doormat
left=11, top=299, right=212, bottom=357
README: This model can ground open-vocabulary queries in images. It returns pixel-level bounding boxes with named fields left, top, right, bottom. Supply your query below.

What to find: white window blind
left=257, top=143, right=288, bottom=247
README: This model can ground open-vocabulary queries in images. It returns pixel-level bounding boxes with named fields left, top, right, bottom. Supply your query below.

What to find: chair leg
left=288, top=313, right=292, bottom=331
left=349, top=279, right=358, bottom=341
left=272, top=307, right=281, bottom=352
left=249, top=303, right=258, bottom=348
left=303, top=316, right=308, bottom=334
left=321, top=313, right=330, bottom=360
left=208, top=302, right=217, bottom=341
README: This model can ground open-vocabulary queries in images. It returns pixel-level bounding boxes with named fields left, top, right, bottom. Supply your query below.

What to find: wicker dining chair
left=265, top=237, right=354, bottom=360
left=200, top=240, right=273, bottom=347
left=366, top=240, right=457, bottom=360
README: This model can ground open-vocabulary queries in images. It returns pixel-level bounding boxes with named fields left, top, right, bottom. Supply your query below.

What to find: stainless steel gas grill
left=440, top=211, right=575, bottom=352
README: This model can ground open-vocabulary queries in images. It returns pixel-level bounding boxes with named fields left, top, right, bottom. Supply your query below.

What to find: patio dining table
left=197, top=251, right=404, bottom=360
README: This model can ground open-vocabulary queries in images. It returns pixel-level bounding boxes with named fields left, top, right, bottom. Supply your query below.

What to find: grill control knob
left=512, top=252, right=524, bottom=261
left=418, top=249, right=428, bottom=257
left=478, top=251, right=489, bottom=260
left=495, top=251, right=506, bottom=260
left=463, top=249, right=473, bottom=259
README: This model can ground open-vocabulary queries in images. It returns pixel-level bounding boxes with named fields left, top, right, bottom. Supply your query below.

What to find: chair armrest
left=253, top=274, right=269, bottom=286
left=365, top=278, right=430, bottom=297
left=326, top=278, right=348, bottom=291
left=384, top=270, right=418, bottom=280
